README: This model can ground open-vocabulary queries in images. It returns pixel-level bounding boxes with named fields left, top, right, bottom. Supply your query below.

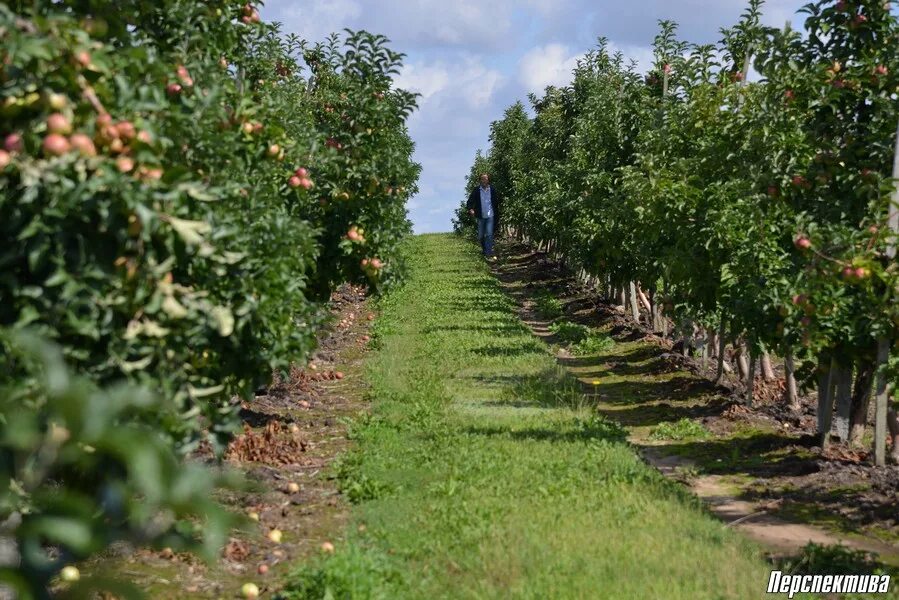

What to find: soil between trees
left=83, top=285, right=375, bottom=599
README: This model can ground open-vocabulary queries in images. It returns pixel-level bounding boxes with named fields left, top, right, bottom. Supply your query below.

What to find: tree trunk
left=849, top=358, right=875, bottom=446
left=636, top=285, right=652, bottom=314
left=888, top=409, right=899, bottom=464
left=761, top=352, right=775, bottom=381
left=784, top=349, right=799, bottom=412
left=833, top=365, right=853, bottom=443
left=628, top=281, right=641, bottom=323
left=715, top=319, right=727, bottom=383
left=618, top=288, right=626, bottom=311
left=700, top=328, right=709, bottom=370
left=817, top=354, right=835, bottom=447
left=874, top=116, right=899, bottom=465
left=874, top=338, right=890, bottom=465
left=735, top=341, right=750, bottom=381
left=747, top=352, right=757, bottom=406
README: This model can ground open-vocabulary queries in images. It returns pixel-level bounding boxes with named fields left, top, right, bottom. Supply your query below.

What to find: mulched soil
left=91, top=284, right=374, bottom=598
left=492, top=237, right=899, bottom=547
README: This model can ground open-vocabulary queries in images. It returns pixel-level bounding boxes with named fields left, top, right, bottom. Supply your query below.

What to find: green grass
left=278, top=234, right=789, bottom=599
left=650, top=418, right=712, bottom=441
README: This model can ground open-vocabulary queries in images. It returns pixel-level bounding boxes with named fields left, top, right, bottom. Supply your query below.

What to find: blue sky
left=261, top=0, right=807, bottom=233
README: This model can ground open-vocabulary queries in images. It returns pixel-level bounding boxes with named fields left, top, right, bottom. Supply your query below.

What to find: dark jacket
left=467, top=185, right=501, bottom=224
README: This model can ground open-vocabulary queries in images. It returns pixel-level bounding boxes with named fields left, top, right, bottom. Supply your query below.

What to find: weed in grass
left=534, top=290, right=563, bottom=318
left=650, top=418, right=711, bottom=441
left=572, top=331, right=615, bottom=356
left=549, top=321, right=589, bottom=343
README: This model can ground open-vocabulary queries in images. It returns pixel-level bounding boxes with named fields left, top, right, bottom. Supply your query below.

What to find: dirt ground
left=491, top=236, right=899, bottom=565
left=85, top=284, right=374, bottom=599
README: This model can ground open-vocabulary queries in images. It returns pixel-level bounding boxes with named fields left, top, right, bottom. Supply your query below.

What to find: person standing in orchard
left=467, top=173, right=501, bottom=260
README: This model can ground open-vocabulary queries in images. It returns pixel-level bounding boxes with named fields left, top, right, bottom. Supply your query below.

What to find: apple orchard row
left=460, top=0, right=899, bottom=463
left=0, top=1, right=420, bottom=595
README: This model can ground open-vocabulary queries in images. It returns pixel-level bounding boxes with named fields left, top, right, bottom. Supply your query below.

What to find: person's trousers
left=477, top=216, right=494, bottom=256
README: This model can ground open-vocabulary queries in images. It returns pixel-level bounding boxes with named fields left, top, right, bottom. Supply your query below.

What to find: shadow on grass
left=647, top=432, right=818, bottom=478
left=463, top=420, right=628, bottom=445
left=587, top=376, right=717, bottom=406
left=471, top=340, right=547, bottom=358
left=436, top=299, right=514, bottom=314
left=424, top=323, right=528, bottom=335
left=599, top=398, right=730, bottom=428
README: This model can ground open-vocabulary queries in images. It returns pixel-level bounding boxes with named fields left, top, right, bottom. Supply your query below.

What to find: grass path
left=279, top=234, right=778, bottom=599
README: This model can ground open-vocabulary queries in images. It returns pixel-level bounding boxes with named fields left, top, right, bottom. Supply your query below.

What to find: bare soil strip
left=86, top=285, right=374, bottom=598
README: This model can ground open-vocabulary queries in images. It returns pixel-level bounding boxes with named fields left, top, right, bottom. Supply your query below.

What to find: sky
left=261, top=0, right=808, bottom=234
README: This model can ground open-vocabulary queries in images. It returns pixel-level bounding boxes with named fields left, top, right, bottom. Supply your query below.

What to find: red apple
left=4, top=133, right=23, bottom=153
left=785, top=89, right=795, bottom=100
left=43, top=134, right=71, bottom=156
left=295, top=167, right=308, bottom=177
left=70, top=133, right=97, bottom=157
left=115, top=121, right=136, bottom=140
left=876, top=65, right=889, bottom=76
left=842, top=266, right=855, bottom=280
left=791, top=175, right=806, bottom=187
left=794, top=236, right=811, bottom=250
left=300, top=178, right=313, bottom=190
left=792, top=294, right=806, bottom=306
left=854, top=14, right=868, bottom=24
left=116, top=156, right=135, bottom=173
left=166, top=83, right=182, bottom=96
left=47, top=113, right=72, bottom=135
left=370, top=258, right=383, bottom=269
left=257, top=564, right=269, bottom=575
left=137, top=130, right=153, bottom=144
left=854, top=267, right=870, bottom=279
left=0, top=150, right=10, bottom=169
left=176, top=65, right=192, bottom=86
left=361, top=258, right=370, bottom=267
left=663, top=63, right=671, bottom=74
left=75, top=51, right=91, bottom=67
left=288, top=175, right=302, bottom=187
left=767, top=185, right=780, bottom=197
left=267, top=144, right=280, bottom=157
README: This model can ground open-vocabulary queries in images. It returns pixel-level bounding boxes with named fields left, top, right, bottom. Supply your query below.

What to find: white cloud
left=606, top=42, right=655, bottom=74
left=518, top=44, right=584, bottom=93
left=396, top=56, right=503, bottom=111
left=266, top=0, right=363, bottom=43
left=394, top=64, right=450, bottom=101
